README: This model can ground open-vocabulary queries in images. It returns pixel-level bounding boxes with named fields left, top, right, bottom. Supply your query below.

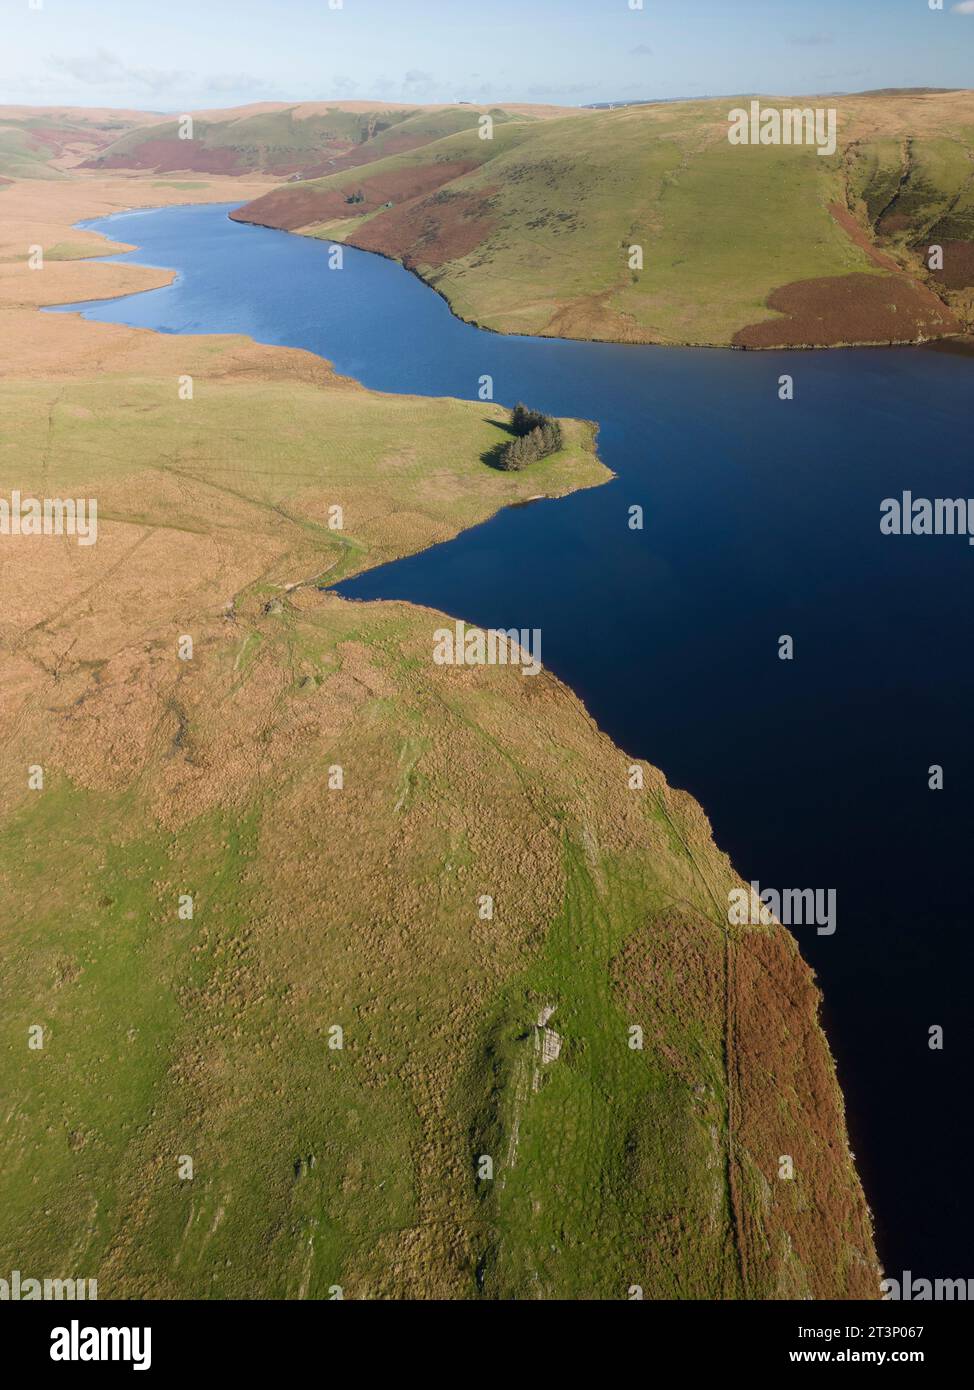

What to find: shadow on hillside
left=481, top=416, right=517, bottom=469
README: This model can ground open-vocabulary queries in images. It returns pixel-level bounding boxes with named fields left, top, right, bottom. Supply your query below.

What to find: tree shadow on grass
left=481, top=416, right=517, bottom=469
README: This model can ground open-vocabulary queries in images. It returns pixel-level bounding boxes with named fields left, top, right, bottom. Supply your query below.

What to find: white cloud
left=49, top=48, right=186, bottom=92
left=401, top=69, right=437, bottom=98
left=952, top=1, right=974, bottom=12
left=203, top=73, right=273, bottom=96
left=46, top=50, right=276, bottom=102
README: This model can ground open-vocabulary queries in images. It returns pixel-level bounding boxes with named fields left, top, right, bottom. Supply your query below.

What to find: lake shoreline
left=231, top=208, right=972, bottom=354
left=46, top=199, right=974, bottom=1283
left=4, top=193, right=884, bottom=1297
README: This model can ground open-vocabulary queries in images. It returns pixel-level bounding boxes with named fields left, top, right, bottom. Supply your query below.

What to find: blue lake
left=54, top=201, right=974, bottom=1281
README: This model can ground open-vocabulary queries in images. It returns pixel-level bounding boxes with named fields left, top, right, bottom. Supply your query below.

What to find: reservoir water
left=54, top=201, right=974, bottom=1282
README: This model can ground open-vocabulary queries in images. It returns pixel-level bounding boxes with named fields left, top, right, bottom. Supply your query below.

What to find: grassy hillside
left=236, top=89, right=974, bottom=347
left=0, top=186, right=877, bottom=1299
left=0, top=361, right=875, bottom=1301
left=846, top=124, right=974, bottom=311
left=80, top=102, right=562, bottom=179
left=0, top=110, right=153, bottom=181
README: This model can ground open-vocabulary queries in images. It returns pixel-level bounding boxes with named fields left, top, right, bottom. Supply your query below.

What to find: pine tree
left=498, top=405, right=563, bottom=468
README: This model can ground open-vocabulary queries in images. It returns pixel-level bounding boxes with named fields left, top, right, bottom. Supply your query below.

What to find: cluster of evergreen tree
left=497, top=403, right=564, bottom=471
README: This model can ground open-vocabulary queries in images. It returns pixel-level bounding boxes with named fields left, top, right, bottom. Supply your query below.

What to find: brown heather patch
left=613, top=912, right=878, bottom=1299
left=731, top=928, right=878, bottom=1300
left=232, top=159, right=480, bottom=233
left=922, top=239, right=974, bottom=290
left=229, top=182, right=352, bottom=231
left=26, top=125, right=118, bottom=159
left=88, top=138, right=248, bottom=176
left=733, top=272, right=961, bottom=347
left=348, top=185, right=497, bottom=269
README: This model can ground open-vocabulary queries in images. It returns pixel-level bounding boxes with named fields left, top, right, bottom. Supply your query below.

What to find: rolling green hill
left=235, top=90, right=974, bottom=347
left=0, top=111, right=152, bottom=181
left=80, top=102, right=558, bottom=179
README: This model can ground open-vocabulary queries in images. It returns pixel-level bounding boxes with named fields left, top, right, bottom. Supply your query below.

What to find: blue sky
left=1, top=0, right=972, bottom=110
